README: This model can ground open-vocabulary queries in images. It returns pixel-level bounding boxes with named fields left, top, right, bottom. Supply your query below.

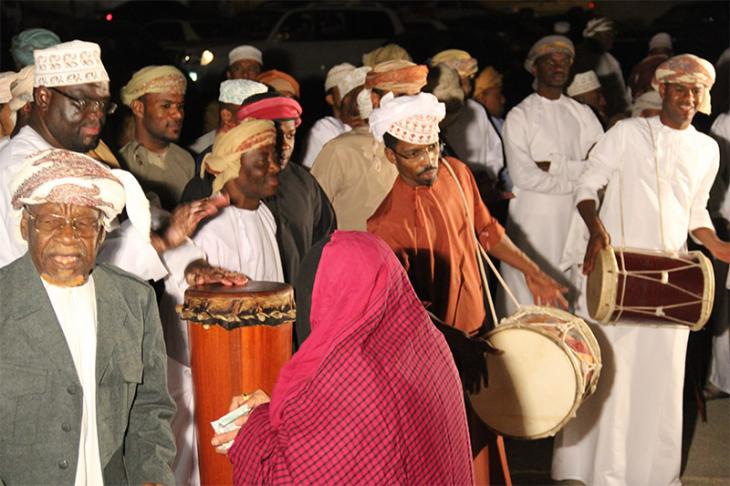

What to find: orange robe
left=368, top=157, right=504, bottom=334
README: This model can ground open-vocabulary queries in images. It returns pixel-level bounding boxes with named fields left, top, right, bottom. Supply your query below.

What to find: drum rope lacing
left=612, top=119, right=700, bottom=325
left=441, top=158, right=522, bottom=327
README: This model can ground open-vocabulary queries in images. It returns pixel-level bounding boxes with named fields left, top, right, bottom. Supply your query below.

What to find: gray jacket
left=0, top=254, right=176, bottom=485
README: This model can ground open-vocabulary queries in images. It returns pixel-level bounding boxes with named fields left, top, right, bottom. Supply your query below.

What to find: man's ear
left=20, top=210, right=30, bottom=242
left=384, top=146, right=397, bottom=166
left=325, top=93, right=334, bottom=107
left=130, top=98, right=145, bottom=119
left=658, top=83, right=666, bottom=100
left=34, top=87, right=51, bottom=111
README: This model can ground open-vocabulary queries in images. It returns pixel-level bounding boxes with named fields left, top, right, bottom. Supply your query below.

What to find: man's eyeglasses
left=26, top=210, right=103, bottom=238
left=49, top=87, right=118, bottom=115
left=393, top=142, right=443, bottom=162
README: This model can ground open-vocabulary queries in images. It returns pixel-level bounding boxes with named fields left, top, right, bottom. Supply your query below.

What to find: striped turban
left=524, top=35, right=575, bottom=73
left=257, top=70, right=300, bottom=98
left=10, top=148, right=150, bottom=241
left=121, top=65, right=186, bottom=107
left=365, top=60, right=428, bottom=95
left=431, top=49, right=478, bottom=79
left=652, top=54, right=716, bottom=115
left=202, top=119, right=276, bottom=194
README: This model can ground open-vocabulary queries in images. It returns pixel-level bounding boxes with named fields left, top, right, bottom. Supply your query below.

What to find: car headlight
left=200, top=50, right=214, bottom=66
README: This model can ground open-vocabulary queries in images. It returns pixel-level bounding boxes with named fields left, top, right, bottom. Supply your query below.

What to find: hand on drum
left=582, top=227, right=611, bottom=275
left=185, top=259, right=249, bottom=286
left=211, top=390, right=271, bottom=455
left=525, top=271, right=569, bottom=309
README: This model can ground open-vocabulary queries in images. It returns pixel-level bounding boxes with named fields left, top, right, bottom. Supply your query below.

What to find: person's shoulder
left=504, top=94, right=535, bottom=122
left=96, top=263, right=154, bottom=294
left=168, top=142, right=195, bottom=161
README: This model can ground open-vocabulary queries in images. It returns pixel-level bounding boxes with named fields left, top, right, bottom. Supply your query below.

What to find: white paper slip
left=211, top=403, right=251, bottom=435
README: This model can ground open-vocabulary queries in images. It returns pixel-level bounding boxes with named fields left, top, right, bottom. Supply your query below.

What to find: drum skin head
left=468, top=327, right=581, bottom=440
left=587, top=247, right=618, bottom=323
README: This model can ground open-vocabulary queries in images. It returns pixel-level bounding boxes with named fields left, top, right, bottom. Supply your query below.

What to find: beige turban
left=325, top=62, right=355, bottom=92
left=365, top=60, right=428, bottom=95
left=34, top=40, right=109, bottom=88
left=0, top=72, right=17, bottom=104
left=10, top=148, right=150, bottom=241
left=431, top=49, right=478, bottom=78
left=567, top=71, right=601, bottom=97
left=257, top=69, right=300, bottom=98
left=652, top=54, right=716, bottom=115
left=9, top=65, right=34, bottom=111
left=362, top=44, right=412, bottom=68
left=369, top=92, right=445, bottom=144
left=120, top=65, right=187, bottom=107
left=524, top=35, right=575, bottom=73
left=203, top=119, right=276, bottom=194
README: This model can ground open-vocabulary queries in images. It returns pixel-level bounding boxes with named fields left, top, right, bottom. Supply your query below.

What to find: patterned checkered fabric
left=229, top=231, right=474, bottom=484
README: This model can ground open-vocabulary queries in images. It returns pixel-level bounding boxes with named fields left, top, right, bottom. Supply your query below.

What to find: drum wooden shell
left=587, top=247, right=714, bottom=331
left=181, top=282, right=294, bottom=486
left=468, top=307, right=601, bottom=440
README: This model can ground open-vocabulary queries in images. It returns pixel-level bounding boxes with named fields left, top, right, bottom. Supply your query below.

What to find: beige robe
left=311, top=125, right=397, bottom=231
left=120, top=140, right=195, bottom=210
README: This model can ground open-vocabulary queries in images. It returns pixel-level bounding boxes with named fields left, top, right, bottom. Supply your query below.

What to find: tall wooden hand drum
left=178, top=281, right=295, bottom=486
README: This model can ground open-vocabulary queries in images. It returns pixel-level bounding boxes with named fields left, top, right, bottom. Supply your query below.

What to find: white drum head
left=468, top=327, right=581, bottom=439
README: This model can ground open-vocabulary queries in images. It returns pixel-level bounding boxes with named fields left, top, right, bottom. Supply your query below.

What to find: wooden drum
left=587, top=247, right=714, bottom=330
left=178, top=282, right=295, bottom=486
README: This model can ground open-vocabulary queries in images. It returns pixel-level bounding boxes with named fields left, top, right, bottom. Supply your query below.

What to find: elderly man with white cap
left=301, top=62, right=355, bottom=169
left=120, top=65, right=195, bottom=210
left=567, top=70, right=609, bottom=127
left=553, top=53, right=728, bottom=485
left=227, top=45, right=263, bottom=80
left=367, top=92, right=567, bottom=486
left=0, top=148, right=176, bottom=485
left=497, top=35, right=603, bottom=316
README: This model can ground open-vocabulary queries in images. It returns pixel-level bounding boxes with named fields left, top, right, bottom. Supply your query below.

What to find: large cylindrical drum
left=587, top=247, right=714, bottom=330
left=178, top=282, right=295, bottom=486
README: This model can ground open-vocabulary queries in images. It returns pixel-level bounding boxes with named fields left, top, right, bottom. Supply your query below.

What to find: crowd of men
left=0, top=16, right=728, bottom=486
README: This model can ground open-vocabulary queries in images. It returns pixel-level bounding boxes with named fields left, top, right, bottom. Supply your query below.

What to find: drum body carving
left=587, top=247, right=714, bottom=330
left=468, top=307, right=601, bottom=440
left=178, top=282, right=295, bottom=486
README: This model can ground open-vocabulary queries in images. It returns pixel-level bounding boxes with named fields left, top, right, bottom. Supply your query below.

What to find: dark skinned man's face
left=40, top=82, right=110, bottom=152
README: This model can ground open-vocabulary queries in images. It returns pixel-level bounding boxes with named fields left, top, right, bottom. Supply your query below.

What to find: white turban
left=10, top=148, right=150, bottom=242
left=218, top=79, right=268, bottom=104
left=229, top=45, right=262, bottom=66
left=337, top=66, right=371, bottom=99
left=9, top=66, right=34, bottom=111
left=583, top=17, right=615, bottom=38
left=0, top=72, right=17, bottom=104
left=325, top=62, right=355, bottom=92
left=369, top=92, right=445, bottom=144
left=33, top=40, right=109, bottom=88
left=567, top=71, right=602, bottom=97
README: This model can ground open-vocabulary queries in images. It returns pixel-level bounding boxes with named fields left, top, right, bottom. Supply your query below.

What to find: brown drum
left=587, top=247, right=714, bottom=330
left=178, top=282, right=295, bottom=486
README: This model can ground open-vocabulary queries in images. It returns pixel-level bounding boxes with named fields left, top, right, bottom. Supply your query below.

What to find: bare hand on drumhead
left=185, top=259, right=248, bottom=286
left=525, top=271, right=569, bottom=309
left=582, top=228, right=611, bottom=275
left=162, top=194, right=230, bottom=249
left=211, top=390, right=271, bottom=455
